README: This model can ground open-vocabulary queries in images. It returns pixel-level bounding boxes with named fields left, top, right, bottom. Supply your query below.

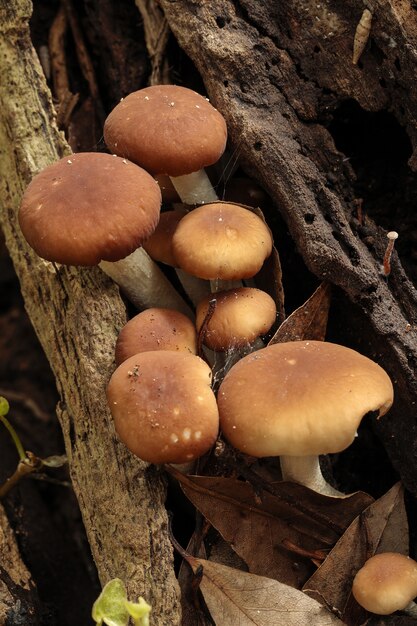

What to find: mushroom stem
left=99, top=248, right=193, bottom=317
left=209, top=278, right=243, bottom=293
left=170, top=169, right=218, bottom=205
left=176, top=268, right=212, bottom=306
left=279, top=454, right=344, bottom=497
left=404, top=601, right=417, bottom=617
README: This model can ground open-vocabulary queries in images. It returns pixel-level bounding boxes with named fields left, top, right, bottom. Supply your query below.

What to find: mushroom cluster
left=17, top=83, right=394, bottom=492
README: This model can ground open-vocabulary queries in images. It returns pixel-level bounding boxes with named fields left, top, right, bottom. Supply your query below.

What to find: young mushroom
left=143, top=209, right=210, bottom=305
left=217, top=340, right=393, bottom=496
left=196, top=287, right=277, bottom=352
left=104, top=85, right=227, bottom=204
left=18, top=153, right=191, bottom=315
left=115, top=308, right=198, bottom=365
left=171, top=202, right=273, bottom=292
left=352, top=552, right=417, bottom=616
left=107, top=351, right=219, bottom=464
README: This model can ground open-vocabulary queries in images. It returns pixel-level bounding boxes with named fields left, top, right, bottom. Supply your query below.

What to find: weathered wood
left=0, top=1, right=181, bottom=623
left=0, top=503, right=40, bottom=625
left=159, top=0, right=417, bottom=493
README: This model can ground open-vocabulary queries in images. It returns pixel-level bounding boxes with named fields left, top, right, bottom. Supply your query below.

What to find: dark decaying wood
left=157, top=0, right=417, bottom=494
left=0, top=1, right=181, bottom=623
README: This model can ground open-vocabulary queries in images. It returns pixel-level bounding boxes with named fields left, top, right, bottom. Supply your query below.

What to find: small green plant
left=0, top=396, right=66, bottom=498
left=92, top=578, right=151, bottom=626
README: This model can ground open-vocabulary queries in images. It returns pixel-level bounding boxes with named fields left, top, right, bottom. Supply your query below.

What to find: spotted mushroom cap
left=107, top=351, right=219, bottom=464
left=172, top=202, right=273, bottom=280
left=18, top=153, right=161, bottom=265
left=218, top=340, right=393, bottom=457
left=104, top=85, right=227, bottom=177
left=115, top=308, right=197, bottom=365
left=352, top=552, right=417, bottom=615
left=196, top=288, right=277, bottom=351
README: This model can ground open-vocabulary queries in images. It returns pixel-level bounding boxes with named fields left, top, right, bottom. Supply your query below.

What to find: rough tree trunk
left=0, top=1, right=181, bottom=624
left=156, top=0, right=417, bottom=494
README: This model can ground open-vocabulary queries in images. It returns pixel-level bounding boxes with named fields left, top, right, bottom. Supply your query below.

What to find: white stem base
left=99, top=248, right=193, bottom=318
left=280, top=454, right=344, bottom=497
left=170, top=169, right=218, bottom=205
left=404, top=600, right=417, bottom=617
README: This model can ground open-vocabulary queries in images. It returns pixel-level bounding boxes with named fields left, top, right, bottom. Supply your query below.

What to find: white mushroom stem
left=170, top=169, right=218, bottom=205
left=404, top=601, right=417, bottom=617
left=209, top=278, right=243, bottom=293
left=279, top=455, right=344, bottom=497
left=99, top=248, right=193, bottom=318
left=176, top=268, right=212, bottom=307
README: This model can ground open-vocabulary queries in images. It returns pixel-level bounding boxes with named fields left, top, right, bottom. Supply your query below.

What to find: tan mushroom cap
left=352, top=553, right=417, bottom=615
left=172, top=203, right=273, bottom=280
left=107, top=351, right=219, bottom=464
left=142, top=209, right=187, bottom=266
left=115, top=308, right=197, bottom=365
left=218, top=340, right=393, bottom=457
left=196, top=288, right=277, bottom=351
left=104, top=85, right=227, bottom=177
left=18, top=153, right=161, bottom=265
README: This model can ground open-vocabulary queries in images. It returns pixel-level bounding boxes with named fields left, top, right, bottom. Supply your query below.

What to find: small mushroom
left=115, top=308, right=198, bottom=365
left=104, top=85, right=227, bottom=204
left=172, top=202, right=273, bottom=292
left=143, top=208, right=210, bottom=305
left=217, top=340, right=393, bottom=496
left=352, top=552, right=417, bottom=616
left=107, top=351, right=219, bottom=464
left=196, top=287, right=276, bottom=352
left=18, top=153, right=191, bottom=315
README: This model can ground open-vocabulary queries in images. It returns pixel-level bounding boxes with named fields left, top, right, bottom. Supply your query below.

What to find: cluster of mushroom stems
left=18, top=84, right=394, bottom=503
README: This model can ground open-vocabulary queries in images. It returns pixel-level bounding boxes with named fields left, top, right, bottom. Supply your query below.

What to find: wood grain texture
left=0, top=1, right=181, bottom=623
left=159, top=0, right=417, bottom=493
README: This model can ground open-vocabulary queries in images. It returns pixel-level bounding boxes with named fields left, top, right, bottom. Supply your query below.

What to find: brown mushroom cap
left=115, top=308, right=197, bottom=365
left=352, top=553, right=417, bottom=615
left=104, top=85, right=227, bottom=177
left=142, top=209, right=187, bottom=266
left=196, top=288, right=277, bottom=351
left=107, top=351, right=219, bottom=464
left=172, top=203, right=273, bottom=280
left=218, top=340, right=393, bottom=457
left=18, top=153, right=161, bottom=265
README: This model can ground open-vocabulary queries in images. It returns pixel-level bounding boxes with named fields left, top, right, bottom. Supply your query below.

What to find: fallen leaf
left=254, top=246, right=285, bottom=329
left=171, top=469, right=372, bottom=589
left=303, top=482, right=407, bottom=625
left=187, top=557, right=343, bottom=625
left=178, top=530, right=212, bottom=626
left=268, top=282, right=331, bottom=344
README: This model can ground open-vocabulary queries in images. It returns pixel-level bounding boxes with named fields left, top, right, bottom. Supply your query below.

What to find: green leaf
left=0, top=397, right=10, bottom=417
left=92, top=578, right=130, bottom=626
left=125, top=598, right=151, bottom=626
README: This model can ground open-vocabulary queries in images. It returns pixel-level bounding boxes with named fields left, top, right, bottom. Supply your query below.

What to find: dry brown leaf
left=303, top=482, right=407, bottom=625
left=172, top=470, right=372, bottom=589
left=178, top=532, right=212, bottom=626
left=268, top=282, right=331, bottom=345
left=187, top=556, right=344, bottom=625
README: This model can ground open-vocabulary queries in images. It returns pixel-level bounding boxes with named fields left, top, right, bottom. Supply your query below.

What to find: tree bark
left=0, top=1, right=181, bottom=623
left=0, top=503, right=40, bottom=625
left=158, top=0, right=417, bottom=495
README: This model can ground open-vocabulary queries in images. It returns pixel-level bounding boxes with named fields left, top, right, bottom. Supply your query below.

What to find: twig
left=0, top=388, right=50, bottom=423
left=0, top=452, right=43, bottom=499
